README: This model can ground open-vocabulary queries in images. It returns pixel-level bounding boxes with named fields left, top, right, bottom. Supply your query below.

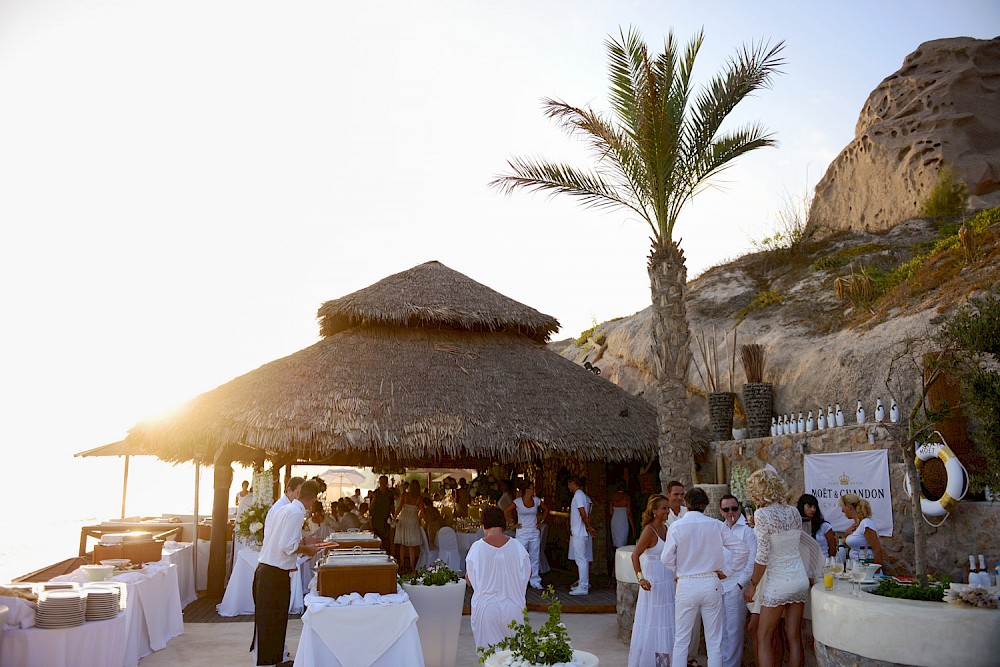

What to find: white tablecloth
left=52, top=560, right=184, bottom=667
left=195, top=539, right=232, bottom=590
left=0, top=610, right=129, bottom=667
left=217, top=547, right=303, bottom=617
left=295, top=591, right=424, bottom=667
left=162, top=541, right=197, bottom=607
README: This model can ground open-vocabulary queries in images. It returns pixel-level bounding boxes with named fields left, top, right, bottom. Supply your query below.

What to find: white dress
left=466, top=537, right=531, bottom=650
left=513, top=496, right=542, bottom=588
left=628, top=527, right=675, bottom=667
left=611, top=505, right=630, bottom=548
left=754, top=504, right=810, bottom=607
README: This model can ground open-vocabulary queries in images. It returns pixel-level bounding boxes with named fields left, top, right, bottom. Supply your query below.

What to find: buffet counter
left=811, top=582, right=1000, bottom=667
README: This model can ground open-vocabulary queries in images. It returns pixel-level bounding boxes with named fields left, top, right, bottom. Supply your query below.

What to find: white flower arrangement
left=398, top=559, right=461, bottom=586
left=235, top=467, right=275, bottom=549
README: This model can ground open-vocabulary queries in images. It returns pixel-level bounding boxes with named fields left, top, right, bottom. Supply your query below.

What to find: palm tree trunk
left=648, top=241, right=694, bottom=490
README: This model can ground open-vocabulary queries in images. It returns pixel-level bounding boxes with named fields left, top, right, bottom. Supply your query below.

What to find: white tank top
left=514, top=496, right=540, bottom=534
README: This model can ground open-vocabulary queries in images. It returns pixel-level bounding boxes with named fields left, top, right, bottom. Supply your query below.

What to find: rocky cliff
left=552, top=213, right=1000, bottom=438
left=807, top=36, right=1000, bottom=237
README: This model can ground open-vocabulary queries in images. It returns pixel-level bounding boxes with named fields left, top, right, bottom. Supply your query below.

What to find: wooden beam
left=207, top=447, right=234, bottom=597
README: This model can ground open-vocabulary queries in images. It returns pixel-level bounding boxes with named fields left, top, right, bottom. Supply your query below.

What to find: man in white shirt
left=567, top=476, right=596, bottom=595
left=719, top=494, right=757, bottom=667
left=264, top=476, right=304, bottom=536
left=253, top=479, right=325, bottom=667
left=661, top=487, right=749, bottom=667
left=350, top=488, right=362, bottom=507
left=665, top=480, right=687, bottom=527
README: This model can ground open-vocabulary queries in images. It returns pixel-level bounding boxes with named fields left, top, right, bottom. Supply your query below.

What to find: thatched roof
left=113, top=261, right=656, bottom=467
left=318, top=261, right=560, bottom=342
left=122, top=327, right=656, bottom=466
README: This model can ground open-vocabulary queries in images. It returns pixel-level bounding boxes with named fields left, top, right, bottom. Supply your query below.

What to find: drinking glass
left=851, top=561, right=865, bottom=597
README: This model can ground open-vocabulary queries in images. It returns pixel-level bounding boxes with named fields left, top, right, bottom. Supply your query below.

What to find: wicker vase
left=708, top=392, right=736, bottom=442
left=743, top=383, right=773, bottom=439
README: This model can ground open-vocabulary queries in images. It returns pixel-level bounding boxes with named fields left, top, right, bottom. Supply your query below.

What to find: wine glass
left=851, top=561, right=866, bottom=597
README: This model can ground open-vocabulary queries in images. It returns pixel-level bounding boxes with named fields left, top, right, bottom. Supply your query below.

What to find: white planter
left=483, top=649, right=599, bottom=667
left=401, top=579, right=466, bottom=667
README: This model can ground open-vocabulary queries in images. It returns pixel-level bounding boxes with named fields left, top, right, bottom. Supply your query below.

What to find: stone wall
left=712, top=424, right=1000, bottom=580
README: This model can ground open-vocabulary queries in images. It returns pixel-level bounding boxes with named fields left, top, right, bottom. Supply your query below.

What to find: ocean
left=0, top=456, right=252, bottom=583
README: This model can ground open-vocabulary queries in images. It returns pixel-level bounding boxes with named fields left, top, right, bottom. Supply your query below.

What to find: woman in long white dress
left=609, top=484, right=635, bottom=549
left=503, top=481, right=549, bottom=590
left=743, top=470, right=810, bottom=667
left=466, top=505, right=531, bottom=650
left=628, top=494, right=674, bottom=667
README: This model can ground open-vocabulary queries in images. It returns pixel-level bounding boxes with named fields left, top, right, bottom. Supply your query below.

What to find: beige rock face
left=807, top=36, right=1000, bottom=237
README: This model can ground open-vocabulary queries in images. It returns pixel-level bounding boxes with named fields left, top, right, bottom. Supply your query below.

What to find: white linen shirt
left=569, top=489, right=592, bottom=537
left=259, top=498, right=307, bottom=570
left=666, top=505, right=687, bottom=528
left=661, top=511, right=749, bottom=579
left=721, top=515, right=757, bottom=593
left=264, top=494, right=291, bottom=534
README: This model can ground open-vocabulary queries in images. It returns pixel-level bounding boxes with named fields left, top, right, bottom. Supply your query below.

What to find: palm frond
left=490, top=157, right=654, bottom=233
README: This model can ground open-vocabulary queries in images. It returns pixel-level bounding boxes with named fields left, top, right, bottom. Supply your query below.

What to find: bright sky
left=1, top=0, right=998, bottom=526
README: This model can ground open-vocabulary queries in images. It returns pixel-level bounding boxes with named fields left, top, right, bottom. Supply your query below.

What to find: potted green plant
left=478, top=587, right=598, bottom=667
left=399, top=560, right=466, bottom=667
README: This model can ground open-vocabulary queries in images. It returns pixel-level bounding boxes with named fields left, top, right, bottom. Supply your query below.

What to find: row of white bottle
left=770, top=398, right=901, bottom=436
left=968, top=554, right=998, bottom=587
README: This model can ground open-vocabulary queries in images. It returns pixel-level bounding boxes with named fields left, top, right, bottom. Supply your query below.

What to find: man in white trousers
left=719, top=494, right=756, bottom=667
left=661, top=487, right=749, bottom=667
left=567, top=476, right=596, bottom=595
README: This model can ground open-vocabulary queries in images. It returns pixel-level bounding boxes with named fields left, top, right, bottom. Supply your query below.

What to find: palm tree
left=492, top=28, right=784, bottom=489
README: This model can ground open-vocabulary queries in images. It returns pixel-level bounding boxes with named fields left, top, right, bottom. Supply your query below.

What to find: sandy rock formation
left=807, top=36, right=1000, bottom=237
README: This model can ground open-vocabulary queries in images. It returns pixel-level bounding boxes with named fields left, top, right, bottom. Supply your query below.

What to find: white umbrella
left=319, top=467, right=366, bottom=500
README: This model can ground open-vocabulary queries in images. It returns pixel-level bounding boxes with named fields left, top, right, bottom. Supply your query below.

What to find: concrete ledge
left=812, top=583, right=1000, bottom=667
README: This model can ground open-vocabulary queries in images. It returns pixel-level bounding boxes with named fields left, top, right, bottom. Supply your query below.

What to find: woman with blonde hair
left=742, top=469, right=809, bottom=667
left=627, top=494, right=674, bottom=667
left=840, top=493, right=885, bottom=569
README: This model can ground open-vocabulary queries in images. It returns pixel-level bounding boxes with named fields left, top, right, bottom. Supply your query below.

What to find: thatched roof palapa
left=318, top=261, right=560, bottom=342
left=115, top=261, right=657, bottom=467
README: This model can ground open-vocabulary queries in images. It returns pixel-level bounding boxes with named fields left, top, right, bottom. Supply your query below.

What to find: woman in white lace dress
left=743, top=470, right=809, bottom=667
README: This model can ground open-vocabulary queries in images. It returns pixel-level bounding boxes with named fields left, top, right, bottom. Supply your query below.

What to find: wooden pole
left=208, top=450, right=233, bottom=597
left=193, top=462, right=200, bottom=593
left=120, top=454, right=130, bottom=519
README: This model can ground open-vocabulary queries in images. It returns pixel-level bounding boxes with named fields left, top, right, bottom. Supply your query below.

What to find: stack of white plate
left=83, top=585, right=122, bottom=621
left=35, top=590, right=85, bottom=629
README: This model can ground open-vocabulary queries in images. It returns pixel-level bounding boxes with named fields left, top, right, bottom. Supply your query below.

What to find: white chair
left=416, top=527, right=439, bottom=569
left=538, top=522, right=550, bottom=574
left=435, top=527, right=463, bottom=573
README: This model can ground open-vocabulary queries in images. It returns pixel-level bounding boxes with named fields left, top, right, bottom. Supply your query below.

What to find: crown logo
left=840, top=472, right=850, bottom=485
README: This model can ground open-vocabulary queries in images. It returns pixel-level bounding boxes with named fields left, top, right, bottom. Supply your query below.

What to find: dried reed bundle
left=693, top=326, right=738, bottom=393
left=740, top=343, right=767, bottom=384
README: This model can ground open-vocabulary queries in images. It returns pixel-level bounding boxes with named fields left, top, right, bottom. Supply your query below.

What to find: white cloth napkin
left=302, top=590, right=418, bottom=667
left=0, top=595, right=36, bottom=629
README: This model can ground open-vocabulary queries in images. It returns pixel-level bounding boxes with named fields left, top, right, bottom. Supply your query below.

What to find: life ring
left=904, top=442, right=967, bottom=517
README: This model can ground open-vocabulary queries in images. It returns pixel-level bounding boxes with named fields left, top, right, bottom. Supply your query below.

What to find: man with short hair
left=351, top=488, right=362, bottom=507
left=369, top=475, right=394, bottom=550
left=661, top=487, right=749, bottom=667
left=264, top=476, right=305, bottom=534
left=567, top=476, right=596, bottom=595
left=253, top=479, right=326, bottom=667
left=665, top=480, right=686, bottom=527
left=719, top=494, right=756, bottom=667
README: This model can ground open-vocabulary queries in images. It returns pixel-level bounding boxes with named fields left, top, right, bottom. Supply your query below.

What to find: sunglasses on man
left=721, top=506, right=741, bottom=513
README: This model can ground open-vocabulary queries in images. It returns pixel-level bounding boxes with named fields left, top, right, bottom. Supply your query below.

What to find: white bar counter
left=811, top=581, right=1000, bottom=667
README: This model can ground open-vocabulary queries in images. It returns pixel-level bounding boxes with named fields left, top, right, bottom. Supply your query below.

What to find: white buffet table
left=161, top=541, right=197, bottom=607
left=217, top=547, right=304, bottom=616
left=48, top=560, right=184, bottom=666
left=0, top=604, right=129, bottom=667
left=295, top=590, right=424, bottom=667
